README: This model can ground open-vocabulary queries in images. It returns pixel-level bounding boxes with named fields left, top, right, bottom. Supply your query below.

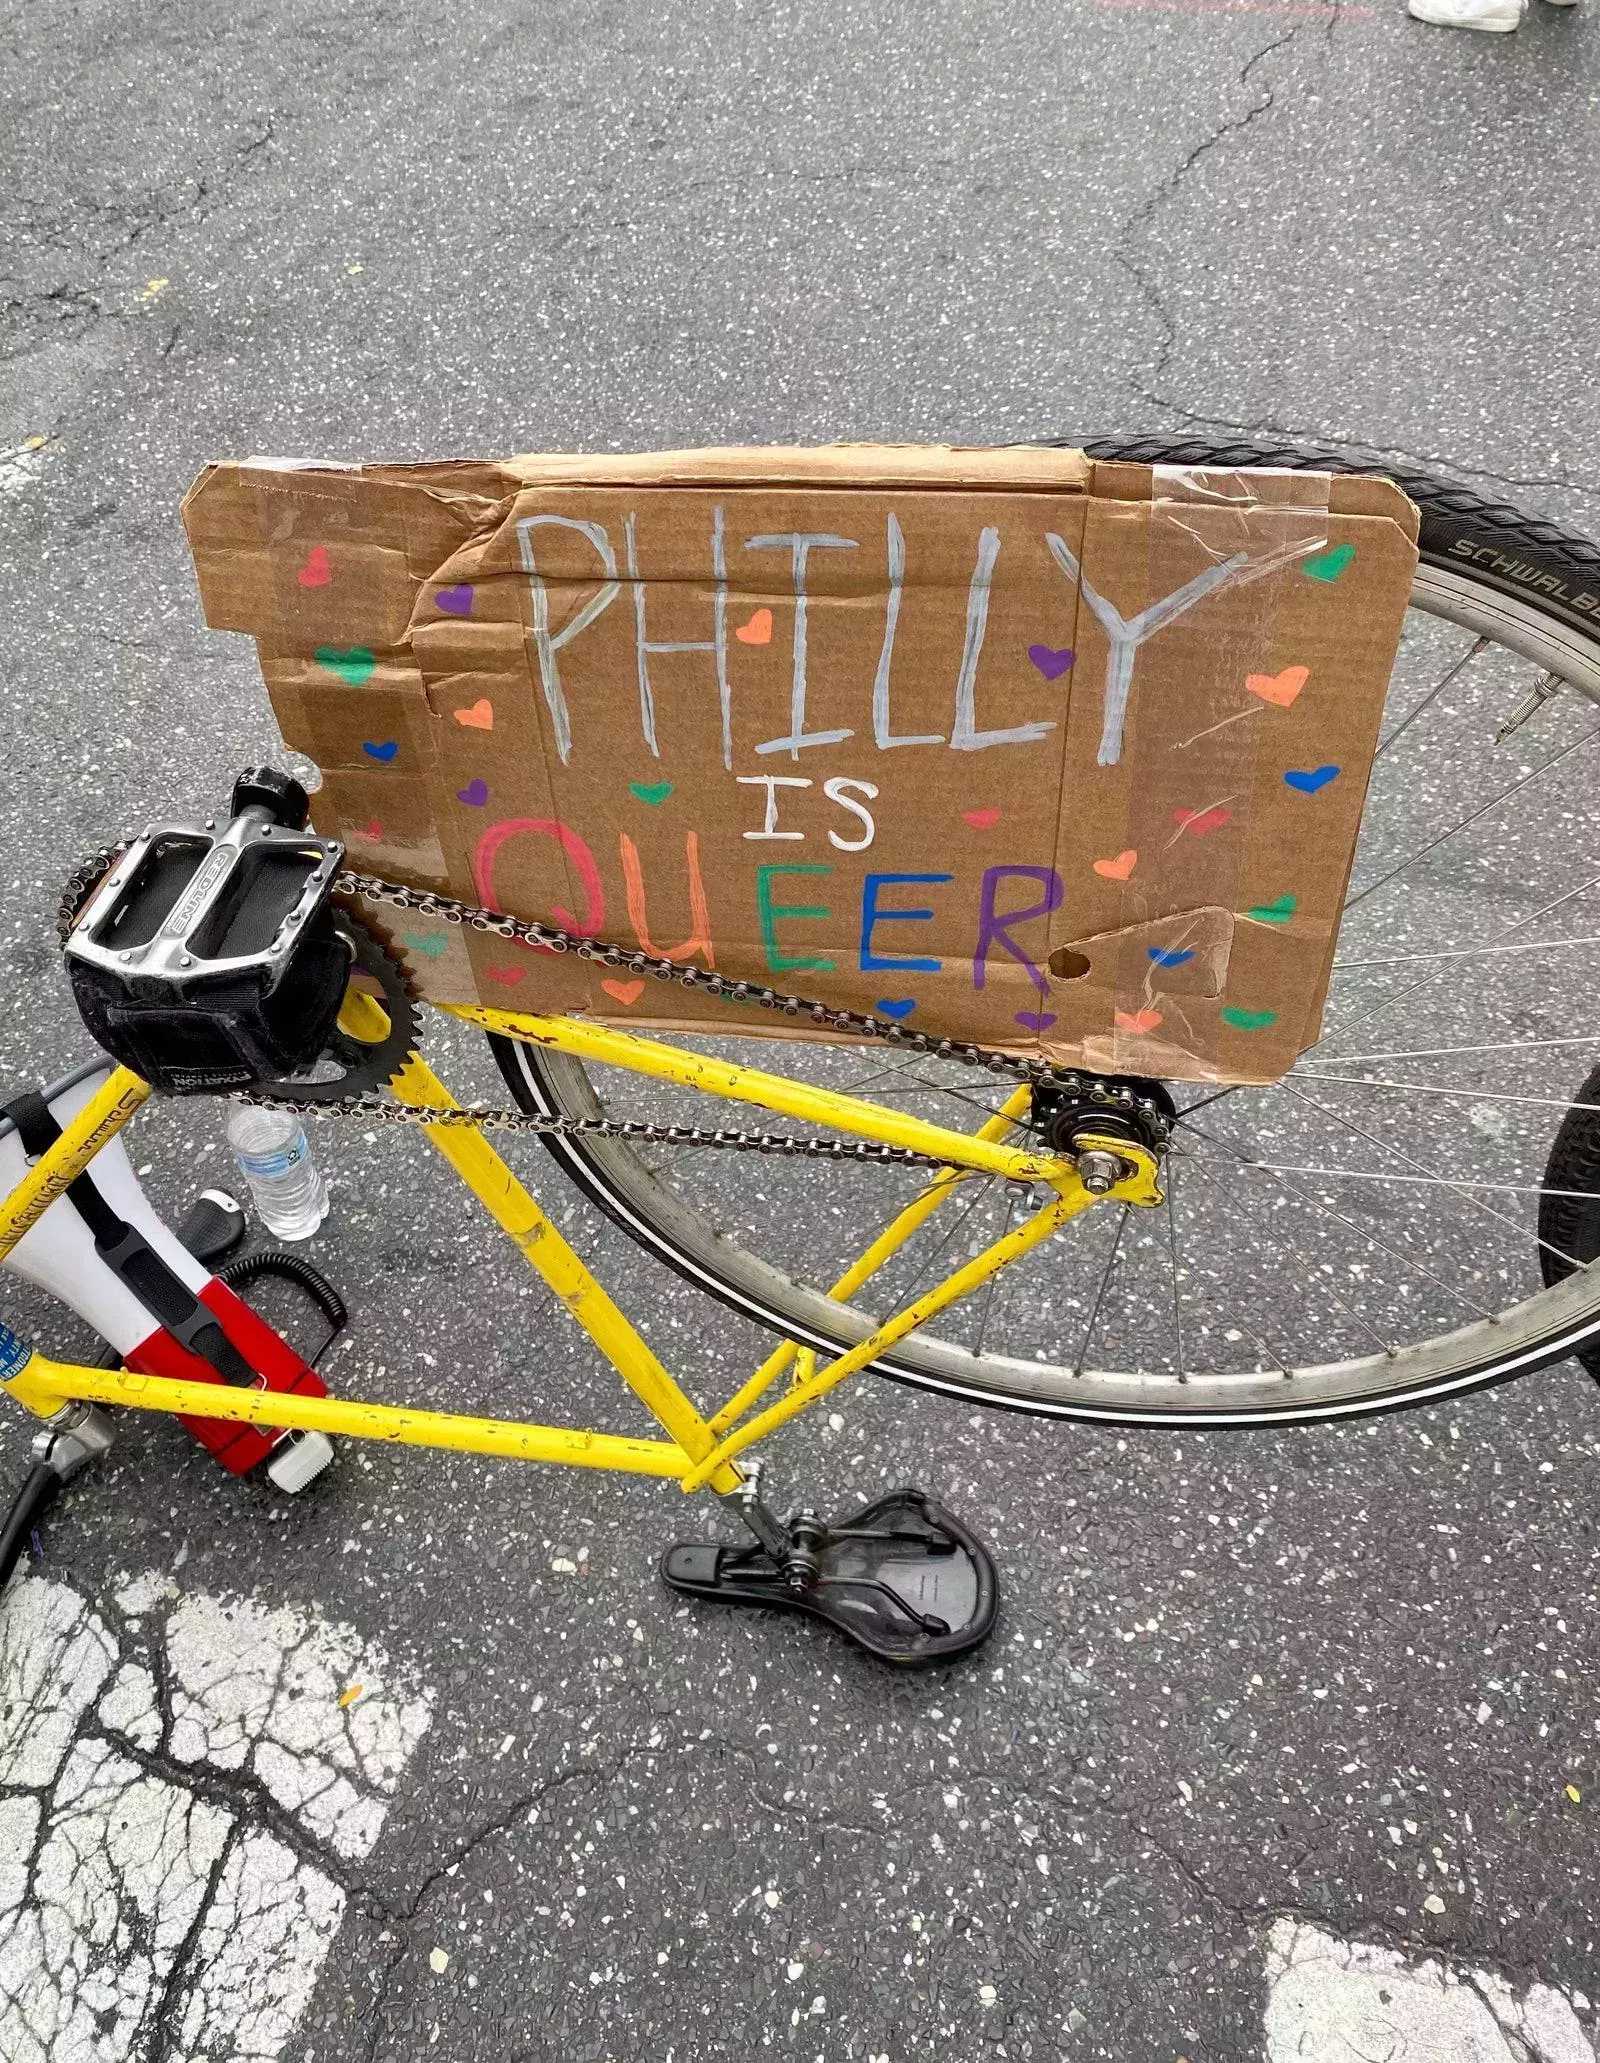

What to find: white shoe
left=1542, top=0, right=1578, bottom=10
left=1409, top=0, right=1526, bottom=23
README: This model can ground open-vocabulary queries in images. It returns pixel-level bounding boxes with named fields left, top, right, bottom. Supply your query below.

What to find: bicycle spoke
left=1299, top=1034, right=1600, bottom=1069
left=1072, top=1205, right=1131, bottom=1375
left=1180, top=1120, right=1493, bottom=1319
left=1371, top=635, right=1488, bottom=762
left=1180, top=1156, right=1599, bottom=1203
left=1289, top=1072, right=1600, bottom=1115
left=1164, top=1164, right=1188, bottom=1380
left=1275, top=1080, right=1588, bottom=1271
left=975, top=1188, right=1021, bottom=1358
left=1182, top=1158, right=1395, bottom=1354
left=1343, top=724, right=1600, bottom=913
left=1334, top=933, right=1600, bottom=972
left=1313, top=867, right=1600, bottom=1056
left=887, top=1174, right=1001, bottom=1316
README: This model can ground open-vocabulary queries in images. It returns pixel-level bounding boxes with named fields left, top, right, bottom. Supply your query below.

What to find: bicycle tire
left=490, top=434, right=1600, bottom=1427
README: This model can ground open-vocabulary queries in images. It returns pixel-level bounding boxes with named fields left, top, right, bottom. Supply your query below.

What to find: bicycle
left=3, top=434, right=1599, bottom=1667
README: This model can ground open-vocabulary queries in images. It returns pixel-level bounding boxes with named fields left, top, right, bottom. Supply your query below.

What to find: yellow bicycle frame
left=0, top=1003, right=1163, bottom=1502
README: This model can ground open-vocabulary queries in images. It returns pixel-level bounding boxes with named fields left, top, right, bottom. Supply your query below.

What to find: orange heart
left=734, top=607, right=773, bottom=646
left=455, top=699, right=495, bottom=730
left=601, top=978, right=645, bottom=1005
left=1093, top=849, right=1138, bottom=882
left=1244, top=664, right=1308, bottom=708
left=1114, top=1008, right=1163, bottom=1036
left=350, top=819, right=383, bottom=843
left=484, top=965, right=526, bottom=986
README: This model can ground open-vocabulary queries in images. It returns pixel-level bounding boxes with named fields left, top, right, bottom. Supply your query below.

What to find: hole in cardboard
left=1048, top=949, right=1092, bottom=982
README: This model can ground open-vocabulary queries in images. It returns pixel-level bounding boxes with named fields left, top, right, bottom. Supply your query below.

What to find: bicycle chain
left=60, top=846, right=1174, bottom=1169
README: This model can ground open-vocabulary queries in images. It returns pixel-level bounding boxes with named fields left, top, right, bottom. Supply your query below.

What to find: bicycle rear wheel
left=491, top=436, right=1600, bottom=1425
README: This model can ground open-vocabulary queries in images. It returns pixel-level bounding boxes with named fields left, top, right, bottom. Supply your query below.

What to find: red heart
left=484, top=965, right=527, bottom=986
left=350, top=819, right=383, bottom=844
left=1172, top=805, right=1232, bottom=837
left=601, top=978, right=645, bottom=1005
left=962, top=808, right=1002, bottom=831
left=297, top=545, right=331, bottom=589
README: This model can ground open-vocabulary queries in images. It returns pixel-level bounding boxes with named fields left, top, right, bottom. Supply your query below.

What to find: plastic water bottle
left=225, top=1106, right=329, bottom=1240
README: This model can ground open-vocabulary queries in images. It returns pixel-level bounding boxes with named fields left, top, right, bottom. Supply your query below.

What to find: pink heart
left=963, top=808, right=1002, bottom=831
left=350, top=819, right=383, bottom=844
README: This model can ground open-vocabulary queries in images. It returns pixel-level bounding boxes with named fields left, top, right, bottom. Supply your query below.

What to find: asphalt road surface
left=3, top=3, right=1600, bottom=2059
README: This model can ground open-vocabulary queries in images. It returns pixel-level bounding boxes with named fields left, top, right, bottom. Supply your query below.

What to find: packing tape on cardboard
left=1050, top=464, right=1333, bottom=1080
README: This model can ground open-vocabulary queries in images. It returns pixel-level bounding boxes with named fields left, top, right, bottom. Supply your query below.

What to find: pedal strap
left=3, top=1089, right=259, bottom=1389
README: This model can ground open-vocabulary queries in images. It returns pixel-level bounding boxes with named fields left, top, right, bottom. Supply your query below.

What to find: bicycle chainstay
left=60, top=848, right=1174, bottom=1170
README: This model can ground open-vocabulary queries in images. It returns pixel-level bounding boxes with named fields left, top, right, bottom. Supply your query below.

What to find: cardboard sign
left=181, top=447, right=1418, bottom=1085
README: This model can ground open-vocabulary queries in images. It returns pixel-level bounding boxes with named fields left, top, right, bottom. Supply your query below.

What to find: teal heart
left=629, top=781, right=674, bottom=806
left=1302, top=543, right=1355, bottom=584
left=315, top=645, right=377, bottom=685
left=403, top=932, right=448, bottom=960
left=1221, top=1006, right=1279, bottom=1031
left=1246, top=894, right=1297, bottom=926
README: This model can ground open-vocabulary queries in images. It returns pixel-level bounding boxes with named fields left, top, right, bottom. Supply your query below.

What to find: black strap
left=4, top=1089, right=259, bottom=1391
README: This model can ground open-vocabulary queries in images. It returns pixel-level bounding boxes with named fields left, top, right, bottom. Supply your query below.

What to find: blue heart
left=363, top=740, right=399, bottom=763
left=1284, top=764, right=1340, bottom=794
left=1147, top=947, right=1195, bottom=969
left=876, top=998, right=917, bottom=1020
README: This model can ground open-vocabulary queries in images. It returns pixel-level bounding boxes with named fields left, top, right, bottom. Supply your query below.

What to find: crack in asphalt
left=1112, top=24, right=1303, bottom=418
left=1104, top=18, right=1586, bottom=503
left=0, top=120, right=274, bottom=363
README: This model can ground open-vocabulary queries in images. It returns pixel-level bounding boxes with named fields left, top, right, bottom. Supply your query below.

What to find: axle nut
left=1075, top=1147, right=1126, bottom=1196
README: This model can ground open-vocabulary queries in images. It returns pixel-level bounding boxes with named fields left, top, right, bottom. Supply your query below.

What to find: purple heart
left=436, top=583, right=474, bottom=617
left=457, top=777, right=489, bottom=807
left=1028, top=644, right=1075, bottom=681
left=1014, top=1010, right=1058, bottom=1033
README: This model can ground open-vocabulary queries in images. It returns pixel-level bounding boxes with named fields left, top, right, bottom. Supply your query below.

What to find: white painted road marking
left=0, top=1570, right=432, bottom=2062
left=1266, top=1918, right=1596, bottom=2062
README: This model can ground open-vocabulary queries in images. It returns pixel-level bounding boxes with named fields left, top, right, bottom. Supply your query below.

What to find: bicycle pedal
left=661, top=1487, right=999, bottom=1667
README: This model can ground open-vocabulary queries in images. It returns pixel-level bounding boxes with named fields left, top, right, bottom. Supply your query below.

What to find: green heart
left=315, top=645, right=377, bottom=686
left=1221, top=1006, right=1279, bottom=1031
left=629, top=781, right=674, bottom=806
left=402, top=932, right=448, bottom=960
left=1246, top=894, right=1297, bottom=926
left=1302, top=543, right=1355, bottom=584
